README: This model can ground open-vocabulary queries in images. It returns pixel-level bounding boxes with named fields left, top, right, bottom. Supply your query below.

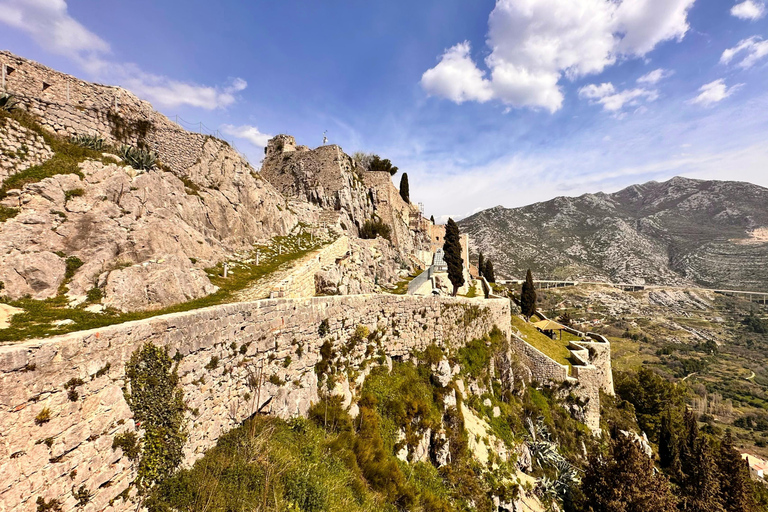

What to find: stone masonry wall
left=270, top=236, right=351, bottom=298
left=0, top=51, right=220, bottom=177
left=510, top=334, right=570, bottom=383
left=0, top=294, right=510, bottom=512
left=0, top=117, right=54, bottom=187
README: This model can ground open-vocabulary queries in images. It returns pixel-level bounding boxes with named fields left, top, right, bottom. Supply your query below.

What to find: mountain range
left=459, top=177, right=768, bottom=291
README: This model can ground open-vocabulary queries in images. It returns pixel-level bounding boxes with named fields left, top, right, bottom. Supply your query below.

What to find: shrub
left=318, top=319, right=330, bottom=337
left=35, top=407, right=51, bottom=425
left=86, top=287, right=103, bottom=303
left=112, top=432, right=140, bottom=461
left=0, top=204, right=21, bottom=225
left=64, top=377, right=85, bottom=402
left=63, top=188, right=85, bottom=202
left=119, top=145, right=157, bottom=170
left=70, top=134, right=105, bottom=151
left=35, top=497, right=60, bottom=512
left=205, top=356, right=219, bottom=370
left=359, top=219, right=391, bottom=241
left=72, top=484, right=93, bottom=506
left=64, top=256, right=84, bottom=280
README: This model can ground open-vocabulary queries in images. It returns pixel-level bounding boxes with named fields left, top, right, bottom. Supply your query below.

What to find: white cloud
left=720, top=36, right=768, bottom=69
left=731, top=0, right=766, bottom=20
left=421, top=0, right=696, bottom=112
left=0, top=0, right=109, bottom=61
left=688, top=79, right=743, bottom=106
left=221, top=124, right=272, bottom=148
left=637, top=68, right=674, bottom=85
left=579, top=82, right=658, bottom=112
left=0, top=0, right=247, bottom=110
left=420, top=42, right=493, bottom=104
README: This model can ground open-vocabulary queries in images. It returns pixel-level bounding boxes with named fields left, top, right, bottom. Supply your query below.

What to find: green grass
left=146, top=416, right=389, bottom=512
left=0, top=232, right=323, bottom=343
left=460, top=281, right=478, bottom=298
left=386, top=268, right=424, bottom=295
left=511, top=315, right=572, bottom=368
left=0, top=110, right=114, bottom=199
left=0, top=204, right=19, bottom=222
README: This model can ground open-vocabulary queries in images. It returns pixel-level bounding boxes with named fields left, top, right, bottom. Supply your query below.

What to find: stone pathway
left=0, top=303, right=22, bottom=329
left=233, top=249, right=323, bottom=302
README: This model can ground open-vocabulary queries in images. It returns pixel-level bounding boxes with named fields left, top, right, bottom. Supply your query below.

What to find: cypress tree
left=478, top=252, right=484, bottom=277
left=679, top=411, right=725, bottom=512
left=399, top=173, right=410, bottom=203
left=484, top=260, right=495, bottom=283
left=718, top=430, right=758, bottom=512
left=430, top=215, right=435, bottom=224
left=581, top=433, right=678, bottom=512
left=520, top=269, right=537, bottom=320
left=659, top=409, right=679, bottom=472
left=443, top=218, right=464, bottom=296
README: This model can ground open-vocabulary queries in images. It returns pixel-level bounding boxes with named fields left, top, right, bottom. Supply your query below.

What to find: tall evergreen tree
left=520, top=269, right=537, bottom=320
left=484, top=260, right=495, bottom=283
left=443, top=218, right=464, bottom=296
left=679, top=411, right=725, bottom=512
left=581, top=433, right=678, bottom=512
left=718, top=430, right=758, bottom=512
left=659, top=409, right=680, bottom=472
left=399, top=173, right=410, bottom=203
left=430, top=215, right=435, bottom=224
left=478, top=252, right=484, bottom=277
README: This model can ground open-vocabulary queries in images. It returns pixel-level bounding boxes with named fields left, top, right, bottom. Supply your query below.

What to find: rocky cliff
left=459, top=177, right=768, bottom=291
left=0, top=52, right=431, bottom=314
left=261, top=134, right=428, bottom=260
left=0, top=52, right=300, bottom=312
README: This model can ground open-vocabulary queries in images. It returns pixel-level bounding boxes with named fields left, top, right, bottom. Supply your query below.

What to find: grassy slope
left=510, top=315, right=572, bottom=368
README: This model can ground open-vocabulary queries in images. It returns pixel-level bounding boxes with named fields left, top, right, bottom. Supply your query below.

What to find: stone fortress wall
left=508, top=313, right=614, bottom=431
left=0, top=51, right=220, bottom=176
left=0, top=294, right=510, bottom=512
left=0, top=117, right=54, bottom=186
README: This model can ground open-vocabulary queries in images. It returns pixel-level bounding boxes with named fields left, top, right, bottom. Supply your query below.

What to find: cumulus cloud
left=221, top=124, right=272, bottom=148
left=688, top=79, right=743, bottom=106
left=579, top=82, right=658, bottom=112
left=0, top=0, right=246, bottom=110
left=637, top=68, right=674, bottom=85
left=731, top=0, right=766, bottom=20
left=720, top=36, right=768, bottom=69
left=420, top=42, right=493, bottom=104
left=421, top=0, right=696, bottom=112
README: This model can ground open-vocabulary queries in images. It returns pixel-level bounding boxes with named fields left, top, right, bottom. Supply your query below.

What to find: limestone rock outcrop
left=0, top=52, right=298, bottom=311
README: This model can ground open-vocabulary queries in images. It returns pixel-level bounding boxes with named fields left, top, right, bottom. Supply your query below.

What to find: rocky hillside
left=0, top=52, right=428, bottom=315
left=459, top=177, right=768, bottom=291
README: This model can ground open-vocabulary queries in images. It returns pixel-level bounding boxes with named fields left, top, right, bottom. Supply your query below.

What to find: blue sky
left=1, top=0, right=767, bottom=221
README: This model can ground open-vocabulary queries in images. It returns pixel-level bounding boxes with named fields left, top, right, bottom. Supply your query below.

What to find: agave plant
left=0, top=93, right=19, bottom=113
left=70, top=133, right=106, bottom=150
left=119, top=145, right=158, bottom=170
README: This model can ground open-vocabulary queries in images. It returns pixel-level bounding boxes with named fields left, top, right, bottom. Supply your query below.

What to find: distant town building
left=742, top=453, right=768, bottom=480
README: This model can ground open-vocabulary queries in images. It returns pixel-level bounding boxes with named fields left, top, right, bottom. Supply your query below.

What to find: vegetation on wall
left=123, top=343, right=187, bottom=492
left=359, top=218, right=391, bottom=241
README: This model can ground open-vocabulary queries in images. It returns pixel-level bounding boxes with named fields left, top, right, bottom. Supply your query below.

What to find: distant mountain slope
left=459, top=177, right=768, bottom=291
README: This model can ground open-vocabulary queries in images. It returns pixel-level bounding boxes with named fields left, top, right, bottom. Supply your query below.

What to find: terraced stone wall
left=0, top=294, right=510, bottom=512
